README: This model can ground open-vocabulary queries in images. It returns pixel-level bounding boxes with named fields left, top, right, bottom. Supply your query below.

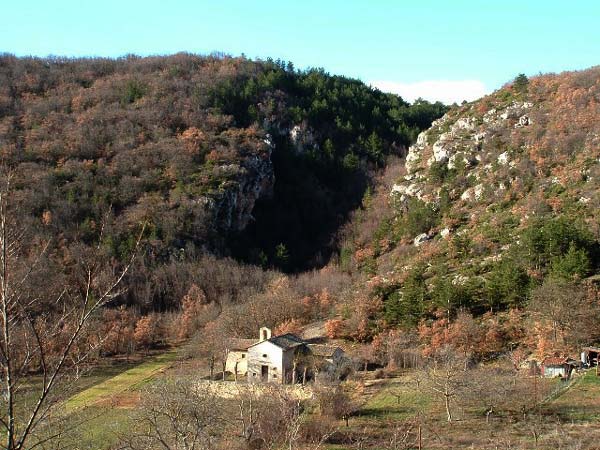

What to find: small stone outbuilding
left=224, top=338, right=255, bottom=377
left=541, top=357, right=577, bottom=379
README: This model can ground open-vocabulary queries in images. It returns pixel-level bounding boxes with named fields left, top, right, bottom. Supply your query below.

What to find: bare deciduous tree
left=236, top=384, right=336, bottom=450
left=314, top=383, right=357, bottom=427
left=529, top=279, right=600, bottom=348
left=420, top=346, right=468, bottom=423
left=121, top=378, right=224, bottom=450
left=0, top=177, right=144, bottom=450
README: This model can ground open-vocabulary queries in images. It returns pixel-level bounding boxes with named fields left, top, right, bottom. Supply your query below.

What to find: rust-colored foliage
left=133, top=314, right=163, bottom=349
left=179, top=284, right=208, bottom=340
left=324, top=319, right=345, bottom=339
left=274, top=318, right=304, bottom=336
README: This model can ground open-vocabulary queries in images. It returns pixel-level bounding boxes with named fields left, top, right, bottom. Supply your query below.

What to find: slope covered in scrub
left=339, top=67, right=600, bottom=355
left=0, top=53, right=446, bottom=309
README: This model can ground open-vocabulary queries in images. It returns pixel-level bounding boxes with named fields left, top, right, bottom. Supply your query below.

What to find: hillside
left=0, top=53, right=445, bottom=309
left=4, top=57, right=600, bottom=450
left=339, top=67, right=600, bottom=355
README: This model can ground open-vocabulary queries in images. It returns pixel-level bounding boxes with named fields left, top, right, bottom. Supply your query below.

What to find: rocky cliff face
left=390, top=74, right=600, bottom=249
left=394, top=100, right=536, bottom=207
left=205, top=144, right=275, bottom=233
left=346, top=68, right=600, bottom=307
left=0, top=54, right=447, bottom=273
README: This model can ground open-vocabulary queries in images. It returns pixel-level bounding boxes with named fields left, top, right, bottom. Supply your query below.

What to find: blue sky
left=2, top=1, right=599, bottom=103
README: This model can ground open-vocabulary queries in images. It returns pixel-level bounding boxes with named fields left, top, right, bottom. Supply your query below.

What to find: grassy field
left=58, top=405, right=135, bottom=450
left=359, top=378, right=431, bottom=420
left=328, top=370, right=600, bottom=449
left=65, top=350, right=178, bottom=410
left=545, top=369, right=600, bottom=421
left=16, top=359, right=600, bottom=450
left=3, top=351, right=179, bottom=450
left=51, top=350, right=180, bottom=449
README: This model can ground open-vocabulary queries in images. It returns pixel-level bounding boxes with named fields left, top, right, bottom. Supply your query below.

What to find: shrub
left=397, top=198, right=440, bottom=238
left=513, top=73, right=529, bottom=94
left=121, top=79, right=147, bottom=104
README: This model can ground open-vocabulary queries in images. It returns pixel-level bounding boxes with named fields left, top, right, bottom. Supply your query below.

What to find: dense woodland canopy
left=3, top=53, right=600, bottom=361
left=0, top=53, right=446, bottom=312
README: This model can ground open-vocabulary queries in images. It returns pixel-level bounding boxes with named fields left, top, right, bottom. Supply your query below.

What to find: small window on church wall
left=241, top=354, right=245, bottom=358
left=273, top=374, right=277, bottom=378
left=262, top=330, right=268, bottom=340
left=262, top=354, right=267, bottom=358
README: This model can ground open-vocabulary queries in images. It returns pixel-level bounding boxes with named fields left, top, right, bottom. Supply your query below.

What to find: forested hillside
left=0, top=53, right=445, bottom=311
left=4, top=54, right=600, bottom=359
left=4, top=53, right=600, bottom=450
left=336, top=67, right=600, bottom=359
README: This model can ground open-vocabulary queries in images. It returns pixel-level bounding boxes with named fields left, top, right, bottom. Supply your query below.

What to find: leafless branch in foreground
left=0, top=174, right=145, bottom=450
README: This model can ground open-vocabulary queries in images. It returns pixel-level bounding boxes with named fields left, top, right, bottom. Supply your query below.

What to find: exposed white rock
left=499, top=101, right=533, bottom=121
left=452, top=274, right=469, bottom=286
left=474, top=132, right=487, bottom=143
left=474, top=183, right=484, bottom=200
left=290, top=125, right=302, bottom=143
left=432, top=142, right=450, bottom=163
left=438, top=131, right=453, bottom=142
left=461, top=188, right=474, bottom=201
left=390, top=184, right=405, bottom=195
left=390, top=182, right=423, bottom=201
left=440, top=228, right=451, bottom=238
left=515, top=115, right=531, bottom=128
left=482, top=254, right=503, bottom=265
left=263, top=133, right=274, bottom=148
left=414, top=233, right=431, bottom=247
left=416, top=131, right=428, bottom=146
left=405, top=146, right=421, bottom=173
left=216, top=164, right=239, bottom=173
left=406, top=183, right=423, bottom=198
left=431, top=115, right=450, bottom=128
left=453, top=117, right=476, bottom=132
left=579, top=196, right=591, bottom=204
left=498, top=152, right=510, bottom=165
left=448, top=153, right=475, bottom=170
left=483, top=108, right=497, bottom=123
left=289, top=124, right=315, bottom=153
left=447, top=153, right=460, bottom=170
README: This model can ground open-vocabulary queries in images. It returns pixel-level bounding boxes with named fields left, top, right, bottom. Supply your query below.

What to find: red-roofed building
left=541, top=357, right=577, bottom=378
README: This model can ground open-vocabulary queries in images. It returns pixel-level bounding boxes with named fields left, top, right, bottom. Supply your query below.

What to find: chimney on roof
left=259, top=327, right=272, bottom=342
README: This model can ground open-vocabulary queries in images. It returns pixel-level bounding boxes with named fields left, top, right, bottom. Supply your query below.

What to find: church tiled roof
left=227, top=338, right=256, bottom=351
left=307, top=344, right=340, bottom=357
left=268, top=333, right=306, bottom=349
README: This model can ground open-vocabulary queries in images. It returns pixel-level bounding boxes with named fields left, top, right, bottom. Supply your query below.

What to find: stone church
left=225, top=327, right=345, bottom=384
